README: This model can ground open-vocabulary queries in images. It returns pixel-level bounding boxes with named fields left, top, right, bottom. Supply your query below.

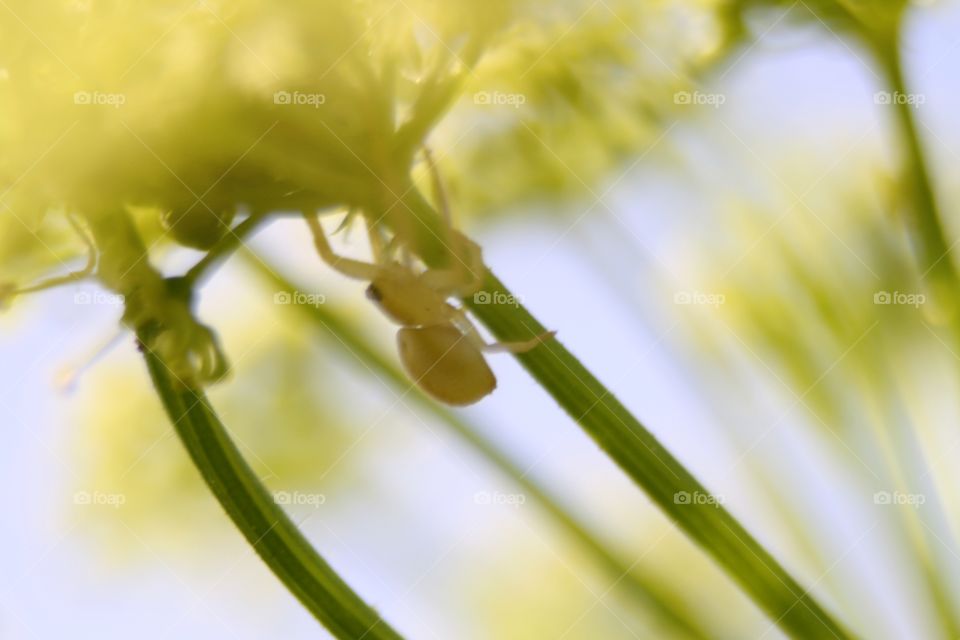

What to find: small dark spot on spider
left=366, top=284, right=382, bottom=302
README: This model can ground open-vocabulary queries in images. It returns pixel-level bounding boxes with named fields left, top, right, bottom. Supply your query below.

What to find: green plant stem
left=876, top=44, right=960, bottom=635
left=464, top=271, right=854, bottom=640
left=587, top=211, right=959, bottom=636
left=184, top=213, right=270, bottom=286
left=880, top=46, right=959, bottom=315
left=140, top=340, right=403, bottom=639
left=90, top=207, right=399, bottom=636
left=384, top=189, right=854, bottom=638
left=246, top=255, right=712, bottom=640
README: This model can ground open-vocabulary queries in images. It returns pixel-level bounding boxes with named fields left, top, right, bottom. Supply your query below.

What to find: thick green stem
left=89, top=209, right=400, bottom=637
left=247, top=255, right=712, bottom=639
left=465, top=271, right=854, bottom=640
left=382, top=189, right=854, bottom=637
left=140, top=339, right=403, bottom=640
left=183, top=213, right=270, bottom=286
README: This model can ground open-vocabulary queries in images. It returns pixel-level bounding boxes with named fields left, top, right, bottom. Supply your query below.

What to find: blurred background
left=3, top=0, right=960, bottom=638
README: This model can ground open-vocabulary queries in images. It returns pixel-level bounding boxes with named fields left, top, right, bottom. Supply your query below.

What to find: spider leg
left=419, top=231, right=486, bottom=297
left=448, top=306, right=555, bottom=354
left=303, top=212, right=381, bottom=281
left=424, top=146, right=451, bottom=226
left=332, top=207, right=361, bottom=236
left=418, top=146, right=487, bottom=295
left=364, top=213, right=388, bottom=265
left=3, top=213, right=97, bottom=300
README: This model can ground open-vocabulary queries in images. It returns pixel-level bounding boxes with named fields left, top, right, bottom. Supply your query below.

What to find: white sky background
left=2, top=2, right=960, bottom=638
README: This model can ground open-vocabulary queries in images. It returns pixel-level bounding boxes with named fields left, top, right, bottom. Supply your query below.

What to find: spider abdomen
left=397, top=325, right=496, bottom=406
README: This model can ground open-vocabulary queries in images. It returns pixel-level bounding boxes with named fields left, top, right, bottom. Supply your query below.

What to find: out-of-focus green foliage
left=437, top=0, right=729, bottom=218
left=0, top=0, right=508, bottom=274
left=0, top=0, right=747, bottom=387
left=5, top=0, right=951, bottom=635
left=722, top=0, right=908, bottom=48
left=0, top=211, right=85, bottom=287
left=687, top=160, right=940, bottom=426
left=471, top=543, right=641, bottom=638
left=1, top=1, right=380, bottom=223
left=663, top=148, right=960, bottom=635
left=717, top=177, right=895, bottom=414
left=0, top=0, right=739, bottom=279
left=465, top=529, right=762, bottom=639
left=71, top=327, right=356, bottom=552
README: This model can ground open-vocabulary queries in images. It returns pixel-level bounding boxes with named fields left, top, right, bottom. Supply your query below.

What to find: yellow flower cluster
left=0, top=0, right=512, bottom=257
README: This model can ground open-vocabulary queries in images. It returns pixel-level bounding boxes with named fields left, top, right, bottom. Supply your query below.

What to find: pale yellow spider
left=303, top=212, right=555, bottom=405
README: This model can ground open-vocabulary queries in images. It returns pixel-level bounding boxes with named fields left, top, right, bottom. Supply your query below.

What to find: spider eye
left=365, top=284, right=383, bottom=302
